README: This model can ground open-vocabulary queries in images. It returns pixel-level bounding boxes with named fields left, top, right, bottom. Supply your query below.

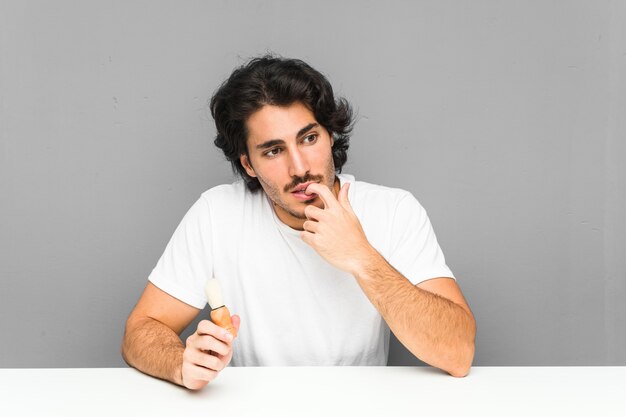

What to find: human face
left=240, top=102, right=337, bottom=230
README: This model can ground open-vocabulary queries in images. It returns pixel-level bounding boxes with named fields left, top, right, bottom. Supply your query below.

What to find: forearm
left=121, top=317, right=184, bottom=386
left=353, top=250, right=475, bottom=377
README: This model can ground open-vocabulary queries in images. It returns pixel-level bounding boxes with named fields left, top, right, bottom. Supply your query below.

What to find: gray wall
left=1, top=1, right=624, bottom=368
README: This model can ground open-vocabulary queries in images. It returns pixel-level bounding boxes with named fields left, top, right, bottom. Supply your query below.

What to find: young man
left=122, top=56, right=476, bottom=390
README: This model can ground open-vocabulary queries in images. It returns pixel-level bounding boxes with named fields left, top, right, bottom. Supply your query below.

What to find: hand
left=181, top=315, right=240, bottom=390
left=301, top=182, right=376, bottom=275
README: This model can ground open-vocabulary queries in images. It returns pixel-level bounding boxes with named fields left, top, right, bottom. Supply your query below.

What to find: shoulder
left=201, top=180, right=246, bottom=201
left=197, top=180, right=266, bottom=222
left=340, top=173, right=418, bottom=214
left=199, top=180, right=264, bottom=205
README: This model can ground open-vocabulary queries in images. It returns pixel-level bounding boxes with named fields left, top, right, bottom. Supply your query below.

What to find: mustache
left=284, top=174, right=324, bottom=192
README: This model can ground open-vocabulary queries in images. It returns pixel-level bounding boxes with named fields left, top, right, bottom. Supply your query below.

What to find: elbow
left=120, top=319, right=138, bottom=367
left=120, top=336, right=132, bottom=367
left=447, top=346, right=474, bottom=378
left=120, top=332, right=131, bottom=366
left=449, top=322, right=476, bottom=378
left=448, top=361, right=472, bottom=378
left=437, top=342, right=474, bottom=378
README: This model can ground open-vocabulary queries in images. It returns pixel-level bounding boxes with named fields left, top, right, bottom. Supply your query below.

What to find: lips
left=291, top=181, right=318, bottom=201
left=291, top=181, right=317, bottom=193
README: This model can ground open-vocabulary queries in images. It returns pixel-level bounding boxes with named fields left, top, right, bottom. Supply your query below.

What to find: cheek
left=318, top=147, right=335, bottom=168
left=255, top=160, right=290, bottom=184
left=310, top=141, right=334, bottom=163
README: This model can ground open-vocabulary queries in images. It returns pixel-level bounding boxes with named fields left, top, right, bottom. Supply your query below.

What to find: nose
left=288, top=146, right=310, bottom=178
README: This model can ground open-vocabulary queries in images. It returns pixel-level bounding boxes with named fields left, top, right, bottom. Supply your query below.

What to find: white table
left=1, top=366, right=624, bottom=416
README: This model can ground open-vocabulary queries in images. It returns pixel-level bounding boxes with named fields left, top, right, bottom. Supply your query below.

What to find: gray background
left=1, top=1, right=625, bottom=368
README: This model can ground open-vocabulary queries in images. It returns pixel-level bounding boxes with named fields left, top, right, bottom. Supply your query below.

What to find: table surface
left=1, top=366, right=625, bottom=417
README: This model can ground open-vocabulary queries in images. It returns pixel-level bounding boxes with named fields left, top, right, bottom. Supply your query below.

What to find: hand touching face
left=240, top=102, right=336, bottom=230
left=300, top=182, right=376, bottom=275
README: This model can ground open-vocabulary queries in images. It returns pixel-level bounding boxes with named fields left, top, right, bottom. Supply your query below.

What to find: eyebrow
left=255, top=123, right=319, bottom=150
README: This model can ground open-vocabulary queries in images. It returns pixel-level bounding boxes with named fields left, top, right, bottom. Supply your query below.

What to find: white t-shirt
left=148, top=173, right=454, bottom=366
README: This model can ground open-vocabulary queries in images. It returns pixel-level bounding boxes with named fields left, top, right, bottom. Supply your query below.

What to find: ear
left=240, top=153, right=257, bottom=178
left=330, top=134, right=334, bottom=147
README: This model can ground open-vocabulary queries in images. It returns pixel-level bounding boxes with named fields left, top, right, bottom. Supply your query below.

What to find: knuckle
left=200, top=350, right=221, bottom=369
left=199, top=320, right=221, bottom=337
left=206, top=369, right=218, bottom=382
left=197, top=319, right=211, bottom=332
left=210, top=340, right=228, bottom=356
left=185, top=348, right=201, bottom=364
left=211, top=357, right=226, bottom=372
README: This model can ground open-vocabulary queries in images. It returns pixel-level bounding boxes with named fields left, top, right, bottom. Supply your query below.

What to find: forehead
left=246, top=102, right=318, bottom=145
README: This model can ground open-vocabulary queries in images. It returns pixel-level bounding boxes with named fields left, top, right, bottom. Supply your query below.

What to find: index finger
left=197, top=319, right=234, bottom=343
left=305, top=182, right=338, bottom=209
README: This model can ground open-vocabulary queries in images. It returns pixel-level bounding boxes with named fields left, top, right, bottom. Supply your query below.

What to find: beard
left=257, top=159, right=336, bottom=221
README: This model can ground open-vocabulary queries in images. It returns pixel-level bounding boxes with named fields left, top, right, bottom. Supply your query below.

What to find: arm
left=301, top=182, right=475, bottom=376
left=353, top=255, right=475, bottom=376
left=122, top=282, right=239, bottom=389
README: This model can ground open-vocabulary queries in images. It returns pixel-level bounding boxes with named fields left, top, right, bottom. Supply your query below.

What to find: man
left=122, top=55, right=476, bottom=390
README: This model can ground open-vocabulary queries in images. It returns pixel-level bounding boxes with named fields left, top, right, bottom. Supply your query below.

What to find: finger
left=304, top=204, right=326, bottom=221
left=196, top=351, right=228, bottom=372
left=193, top=335, right=230, bottom=356
left=300, top=230, right=315, bottom=247
left=338, top=183, right=352, bottom=210
left=305, top=183, right=338, bottom=209
left=185, top=334, right=229, bottom=357
left=181, top=359, right=219, bottom=389
left=197, top=319, right=235, bottom=343
left=187, top=364, right=219, bottom=382
left=185, top=342, right=229, bottom=370
left=302, top=220, right=320, bottom=234
left=187, top=347, right=219, bottom=370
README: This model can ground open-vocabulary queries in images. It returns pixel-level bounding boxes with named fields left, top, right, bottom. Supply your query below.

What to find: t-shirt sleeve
left=387, top=192, right=455, bottom=285
left=148, top=195, right=212, bottom=309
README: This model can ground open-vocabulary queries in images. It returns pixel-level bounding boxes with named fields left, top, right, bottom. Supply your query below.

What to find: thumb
left=231, top=314, right=241, bottom=332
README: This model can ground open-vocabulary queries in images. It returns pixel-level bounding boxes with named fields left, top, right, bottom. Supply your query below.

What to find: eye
left=264, top=148, right=282, bottom=158
left=302, top=134, right=318, bottom=144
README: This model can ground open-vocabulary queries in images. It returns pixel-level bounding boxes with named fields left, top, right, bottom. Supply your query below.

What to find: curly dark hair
left=210, top=54, right=354, bottom=192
